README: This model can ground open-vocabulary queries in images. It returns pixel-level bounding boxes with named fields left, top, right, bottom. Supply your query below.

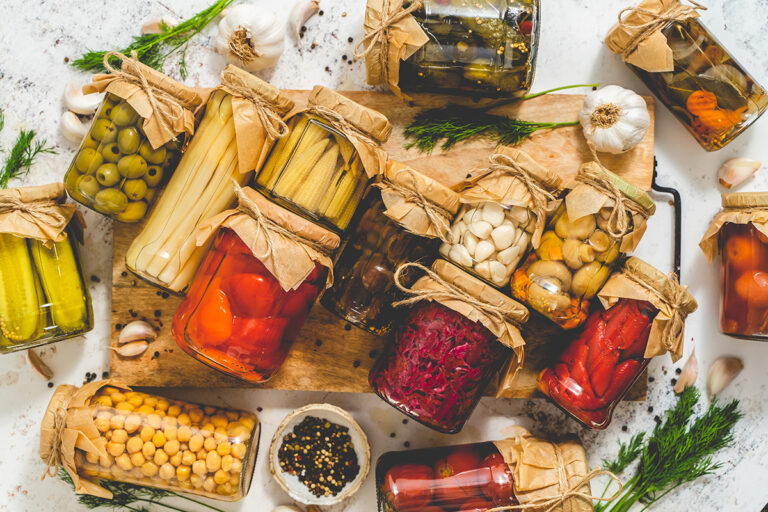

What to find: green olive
left=76, top=175, right=100, bottom=198
left=165, top=139, right=180, bottom=152
left=75, top=148, right=104, bottom=174
left=91, top=119, right=118, bottom=143
left=96, top=163, right=120, bottom=187
left=110, top=102, right=139, bottom=127
left=144, top=188, right=156, bottom=203
left=82, top=136, right=99, bottom=149
left=101, top=143, right=122, bottom=163
left=117, top=154, right=148, bottom=179
left=123, top=179, right=148, bottom=200
left=138, top=141, right=166, bottom=165
left=94, top=188, right=128, bottom=214
left=117, top=127, right=141, bottom=154
left=144, top=165, right=164, bottom=187
left=116, top=201, right=148, bottom=223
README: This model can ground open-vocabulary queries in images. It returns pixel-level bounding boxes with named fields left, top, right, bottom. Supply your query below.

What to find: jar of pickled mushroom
left=605, top=0, right=768, bottom=151
left=40, top=381, right=260, bottom=501
left=538, top=257, right=697, bottom=429
left=376, top=428, right=596, bottom=512
left=369, top=260, right=528, bottom=433
left=359, top=0, right=539, bottom=98
left=255, top=86, right=391, bottom=232
left=173, top=185, right=339, bottom=384
left=126, top=66, right=295, bottom=293
left=700, top=192, right=768, bottom=339
left=0, top=183, right=93, bottom=353
left=511, top=162, right=655, bottom=330
left=440, top=147, right=561, bottom=288
left=64, top=52, right=202, bottom=222
left=322, top=161, right=460, bottom=335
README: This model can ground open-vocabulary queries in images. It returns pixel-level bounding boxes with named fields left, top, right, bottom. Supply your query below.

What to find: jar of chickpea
left=40, top=381, right=260, bottom=501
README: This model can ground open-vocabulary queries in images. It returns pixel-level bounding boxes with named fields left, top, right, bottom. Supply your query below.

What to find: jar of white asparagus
left=254, top=86, right=391, bottom=232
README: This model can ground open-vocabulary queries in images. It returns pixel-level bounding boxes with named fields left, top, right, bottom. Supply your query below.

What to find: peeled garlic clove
left=474, top=240, right=495, bottom=263
left=498, top=245, right=520, bottom=266
left=674, top=349, right=698, bottom=394
left=111, top=341, right=149, bottom=358
left=475, top=260, right=492, bottom=279
left=60, top=111, right=90, bottom=144
left=63, top=81, right=103, bottom=115
left=491, top=224, right=516, bottom=251
left=439, top=243, right=451, bottom=258
left=718, top=157, right=761, bottom=189
left=463, top=231, right=479, bottom=256
left=450, top=223, right=462, bottom=244
left=142, top=16, right=179, bottom=35
left=468, top=220, right=493, bottom=239
left=707, top=356, right=744, bottom=396
left=490, top=261, right=507, bottom=284
left=450, top=244, right=473, bottom=268
left=481, top=202, right=505, bottom=227
left=507, top=206, right=530, bottom=226
left=118, top=320, right=157, bottom=344
left=28, top=350, right=53, bottom=380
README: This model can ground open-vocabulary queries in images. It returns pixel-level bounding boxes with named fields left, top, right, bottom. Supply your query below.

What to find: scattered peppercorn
left=315, top=339, right=323, bottom=347
left=342, top=55, right=347, bottom=61
left=368, top=350, right=378, bottom=359
left=63, top=57, right=69, bottom=63
left=353, top=360, right=361, bottom=368
left=402, top=419, right=408, bottom=425
left=257, top=407, right=263, bottom=412
left=115, top=324, right=123, bottom=331
left=301, top=25, right=307, bottom=32
left=344, top=324, right=352, bottom=331
left=389, top=432, right=396, bottom=438
left=102, top=371, right=109, bottom=378
left=47, top=382, right=54, bottom=388
left=648, top=376, right=655, bottom=382
left=671, top=378, right=677, bottom=386
left=647, top=406, right=654, bottom=413
left=675, top=368, right=682, bottom=375
left=154, top=310, right=161, bottom=317
left=318, top=10, right=324, bottom=15
left=161, top=292, right=169, bottom=299
left=130, top=280, right=137, bottom=287
left=120, top=271, right=127, bottom=277
left=404, top=441, right=410, bottom=447
left=348, top=37, right=354, bottom=42
left=621, top=425, right=628, bottom=432
left=90, top=275, right=100, bottom=283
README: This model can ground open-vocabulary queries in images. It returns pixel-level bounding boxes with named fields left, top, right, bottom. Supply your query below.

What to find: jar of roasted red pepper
left=700, top=192, right=768, bottom=339
left=173, top=186, right=340, bottom=383
left=322, top=161, right=460, bottom=335
left=538, top=257, right=697, bottom=429
left=369, top=260, right=529, bottom=434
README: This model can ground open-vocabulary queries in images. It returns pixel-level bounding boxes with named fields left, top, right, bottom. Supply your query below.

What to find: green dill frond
left=1, top=129, right=56, bottom=189
left=603, top=432, right=645, bottom=474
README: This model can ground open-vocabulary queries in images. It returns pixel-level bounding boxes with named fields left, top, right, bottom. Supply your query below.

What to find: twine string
left=574, top=166, right=647, bottom=239
left=0, top=197, right=68, bottom=229
left=221, top=69, right=290, bottom=140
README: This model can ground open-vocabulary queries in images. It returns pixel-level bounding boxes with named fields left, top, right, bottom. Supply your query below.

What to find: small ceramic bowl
left=269, top=403, right=371, bottom=506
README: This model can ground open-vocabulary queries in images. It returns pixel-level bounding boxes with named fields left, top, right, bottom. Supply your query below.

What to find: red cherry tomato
left=196, top=288, right=233, bottom=346
left=433, top=446, right=484, bottom=505
left=725, top=234, right=757, bottom=271
left=222, top=273, right=281, bottom=318
left=281, top=282, right=318, bottom=318
left=382, top=464, right=434, bottom=511
left=479, top=452, right=516, bottom=505
left=735, top=271, right=768, bottom=307
left=459, top=498, right=494, bottom=512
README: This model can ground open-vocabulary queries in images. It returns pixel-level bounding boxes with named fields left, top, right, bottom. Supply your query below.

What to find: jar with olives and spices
left=126, top=66, right=295, bottom=293
left=255, top=86, right=391, bottom=233
left=64, top=53, right=201, bottom=222
left=511, top=162, right=655, bottom=330
left=369, top=260, right=528, bottom=434
left=0, top=184, right=93, bottom=353
left=40, top=381, right=260, bottom=501
left=322, top=161, right=460, bottom=335
left=440, top=147, right=561, bottom=288
left=606, top=0, right=768, bottom=151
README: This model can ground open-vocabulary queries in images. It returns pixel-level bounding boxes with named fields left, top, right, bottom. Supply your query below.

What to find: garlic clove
left=674, top=349, right=698, bottom=394
left=118, top=320, right=157, bottom=345
left=27, top=350, right=53, bottom=380
left=60, top=111, right=90, bottom=144
left=63, top=81, right=103, bottom=115
left=289, top=0, right=320, bottom=48
left=718, top=157, right=761, bottom=189
left=707, top=356, right=744, bottom=396
left=111, top=341, right=149, bottom=358
left=141, top=16, right=179, bottom=35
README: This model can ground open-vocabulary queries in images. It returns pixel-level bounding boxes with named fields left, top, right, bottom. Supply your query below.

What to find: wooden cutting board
left=110, top=89, right=654, bottom=400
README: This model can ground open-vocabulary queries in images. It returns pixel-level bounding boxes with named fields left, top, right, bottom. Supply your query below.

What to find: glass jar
left=401, top=0, right=539, bottom=98
left=0, top=228, right=93, bottom=354
left=376, top=443, right=517, bottom=512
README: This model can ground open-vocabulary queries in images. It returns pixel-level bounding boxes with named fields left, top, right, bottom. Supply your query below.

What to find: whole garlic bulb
left=579, top=85, right=650, bottom=154
left=215, top=5, right=285, bottom=71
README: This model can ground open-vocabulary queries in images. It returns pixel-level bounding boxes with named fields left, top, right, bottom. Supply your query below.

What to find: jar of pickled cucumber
left=255, top=86, right=391, bottom=233
left=606, top=1, right=768, bottom=151
left=0, top=183, right=93, bottom=353
left=41, top=381, right=260, bottom=501
left=64, top=55, right=202, bottom=221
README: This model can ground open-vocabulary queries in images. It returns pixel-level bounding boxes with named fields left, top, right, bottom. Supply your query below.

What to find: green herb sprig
left=0, top=109, right=56, bottom=189
left=597, top=387, right=741, bottom=512
left=404, top=83, right=598, bottom=153
left=72, top=0, right=235, bottom=79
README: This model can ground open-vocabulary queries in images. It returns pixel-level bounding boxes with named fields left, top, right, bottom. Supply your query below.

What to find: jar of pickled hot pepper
left=173, top=186, right=340, bottom=383
left=538, top=257, right=697, bottom=429
left=322, top=161, right=460, bottom=335
left=369, top=260, right=528, bottom=434
left=605, top=1, right=768, bottom=151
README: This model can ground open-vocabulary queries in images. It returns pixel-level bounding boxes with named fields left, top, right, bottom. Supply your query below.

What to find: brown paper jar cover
left=0, top=183, right=79, bottom=244
left=700, top=192, right=768, bottom=262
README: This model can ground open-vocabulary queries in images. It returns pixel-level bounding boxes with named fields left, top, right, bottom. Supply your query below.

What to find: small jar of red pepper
left=538, top=257, right=697, bottom=429
left=173, top=186, right=340, bottom=383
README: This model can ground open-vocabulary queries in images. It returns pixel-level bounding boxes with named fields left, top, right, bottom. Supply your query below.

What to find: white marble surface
left=0, top=0, right=767, bottom=510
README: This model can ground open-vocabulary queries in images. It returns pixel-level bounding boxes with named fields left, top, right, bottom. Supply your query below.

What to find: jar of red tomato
left=701, top=192, right=768, bottom=339
left=173, top=185, right=340, bottom=383
left=369, top=260, right=529, bottom=434
left=376, top=429, right=596, bottom=512
left=538, top=257, right=697, bottom=429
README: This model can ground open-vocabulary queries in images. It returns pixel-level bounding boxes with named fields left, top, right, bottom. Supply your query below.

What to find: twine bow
left=0, top=197, right=69, bottom=230
left=221, top=68, right=290, bottom=140
left=40, top=397, right=70, bottom=479
left=575, top=166, right=648, bottom=240
left=306, top=103, right=379, bottom=149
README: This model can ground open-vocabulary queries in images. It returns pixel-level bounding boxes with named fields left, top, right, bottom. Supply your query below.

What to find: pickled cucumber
left=0, top=234, right=43, bottom=342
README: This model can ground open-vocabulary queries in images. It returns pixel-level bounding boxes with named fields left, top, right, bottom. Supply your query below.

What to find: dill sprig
left=403, top=83, right=598, bottom=153
left=0, top=111, right=56, bottom=189
left=71, top=0, right=235, bottom=79
left=596, top=387, right=742, bottom=512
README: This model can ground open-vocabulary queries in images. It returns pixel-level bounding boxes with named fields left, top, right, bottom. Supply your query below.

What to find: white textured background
left=0, top=0, right=767, bottom=510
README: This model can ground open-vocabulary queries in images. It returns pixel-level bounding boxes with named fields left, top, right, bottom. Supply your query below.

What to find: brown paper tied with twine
left=457, top=147, right=563, bottom=248
left=375, top=160, right=461, bottom=241
left=566, top=162, right=655, bottom=253
left=84, top=52, right=202, bottom=150
left=0, top=183, right=83, bottom=247
left=304, top=86, right=392, bottom=178
left=394, top=259, right=529, bottom=373
left=197, top=184, right=340, bottom=292
left=605, top=0, right=706, bottom=73
left=700, top=192, right=768, bottom=263
left=356, top=0, right=429, bottom=99
left=599, top=257, right=697, bottom=362
left=218, top=65, right=295, bottom=173
left=40, top=380, right=131, bottom=498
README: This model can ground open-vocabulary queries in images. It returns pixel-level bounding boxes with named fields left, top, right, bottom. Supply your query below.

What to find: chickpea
left=161, top=416, right=177, bottom=430
left=142, top=441, right=156, bottom=458
left=155, top=399, right=169, bottom=411
left=153, top=449, right=169, bottom=466
left=231, top=442, right=247, bottom=459
left=229, top=472, right=240, bottom=486
left=213, top=469, right=228, bottom=485
left=178, top=426, right=192, bottom=443
left=126, top=436, right=143, bottom=454
left=93, top=396, right=113, bottom=407
left=216, top=441, right=231, bottom=457
left=228, top=424, right=251, bottom=440
left=115, top=453, right=133, bottom=471
left=85, top=452, right=100, bottom=464
left=146, top=414, right=162, bottom=430
left=107, top=442, right=125, bottom=457
left=192, top=460, right=207, bottom=477
left=143, top=397, right=158, bottom=408
left=189, top=409, right=204, bottom=423
left=221, top=455, right=233, bottom=472
left=130, top=452, right=146, bottom=467
left=200, top=423, right=215, bottom=438
left=99, top=454, right=114, bottom=467
left=164, top=426, right=178, bottom=442
left=110, top=392, right=126, bottom=403
left=176, top=465, right=191, bottom=482
left=240, top=416, right=256, bottom=431
left=140, top=426, right=155, bottom=442
left=127, top=395, right=144, bottom=408
left=152, top=431, right=167, bottom=448
left=206, top=452, right=221, bottom=472
left=142, top=462, right=159, bottom=478
left=115, top=402, right=134, bottom=413
left=182, top=450, right=197, bottom=466
left=124, top=415, right=142, bottom=433
left=104, top=431, right=112, bottom=441
left=190, top=474, right=204, bottom=489
left=112, top=429, right=128, bottom=444
left=167, top=405, right=182, bottom=417
left=102, top=387, right=120, bottom=395
left=159, top=463, right=175, bottom=481
left=196, top=450, right=207, bottom=461
left=95, top=417, right=110, bottom=433
left=211, top=415, right=228, bottom=428
left=225, top=411, right=239, bottom=421
left=177, top=413, right=191, bottom=427
left=136, top=404, right=154, bottom=415
left=213, top=428, right=228, bottom=443
left=204, top=406, right=216, bottom=415
left=216, top=483, right=233, bottom=496
left=203, top=477, right=216, bottom=493
left=203, top=437, right=217, bottom=452
left=189, top=434, right=204, bottom=452
left=164, top=439, right=180, bottom=456
left=109, top=415, right=125, bottom=430
left=169, top=452, right=182, bottom=467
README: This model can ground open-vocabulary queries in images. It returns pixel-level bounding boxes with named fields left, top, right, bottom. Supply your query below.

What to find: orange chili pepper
left=697, top=109, right=735, bottom=131
left=196, top=288, right=233, bottom=346
left=686, top=90, right=718, bottom=116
